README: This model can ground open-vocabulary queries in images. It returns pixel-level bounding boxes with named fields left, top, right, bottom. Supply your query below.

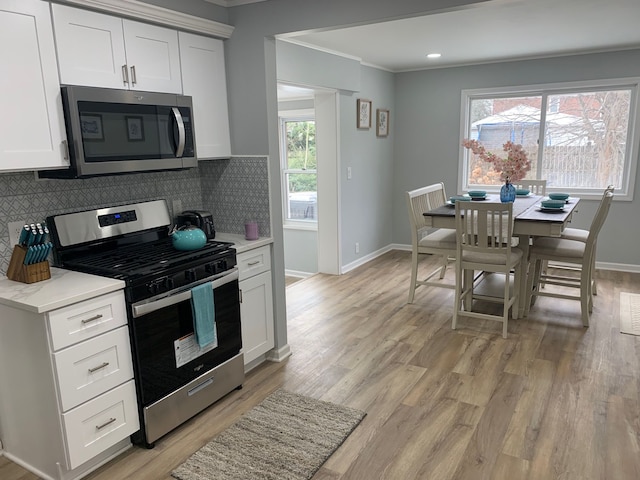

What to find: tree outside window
left=462, top=80, right=637, bottom=197
left=281, top=118, right=317, bottom=222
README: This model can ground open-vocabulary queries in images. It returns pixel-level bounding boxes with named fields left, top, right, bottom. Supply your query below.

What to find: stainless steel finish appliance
left=39, top=86, right=197, bottom=179
left=47, top=200, right=243, bottom=448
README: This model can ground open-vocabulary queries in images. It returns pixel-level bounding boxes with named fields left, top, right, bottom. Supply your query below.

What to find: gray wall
left=393, top=49, right=640, bottom=268
left=283, top=229, right=317, bottom=275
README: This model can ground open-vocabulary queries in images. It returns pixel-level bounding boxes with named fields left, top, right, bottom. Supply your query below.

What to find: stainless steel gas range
left=47, top=200, right=244, bottom=448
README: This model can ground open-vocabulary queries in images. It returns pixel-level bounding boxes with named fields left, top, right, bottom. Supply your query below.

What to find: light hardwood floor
left=2, top=250, right=640, bottom=479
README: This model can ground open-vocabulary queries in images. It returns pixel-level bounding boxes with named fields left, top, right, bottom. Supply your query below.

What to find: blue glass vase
left=500, top=179, right=516, bottom=203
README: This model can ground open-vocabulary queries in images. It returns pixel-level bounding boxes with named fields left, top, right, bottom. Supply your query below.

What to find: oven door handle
left=132, top=268, right=238, bottom=318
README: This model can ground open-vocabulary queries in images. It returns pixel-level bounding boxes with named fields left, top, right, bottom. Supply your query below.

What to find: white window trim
left=459, top=77, right=640, bottom=201
left=279, top=110, right=317, bottom=226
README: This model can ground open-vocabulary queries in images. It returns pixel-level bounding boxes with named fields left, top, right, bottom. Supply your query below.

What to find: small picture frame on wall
left=357, top=98, right=372, bottom=129
left=376, top=109, right=389, bottom=137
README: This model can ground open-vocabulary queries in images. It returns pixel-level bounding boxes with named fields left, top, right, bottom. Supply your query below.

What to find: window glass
left=462, top=80, right=637, bottom=198
left=280, top=118, right=317, bottom=222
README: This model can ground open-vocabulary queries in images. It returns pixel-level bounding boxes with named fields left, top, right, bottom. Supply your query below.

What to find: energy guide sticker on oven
left=174, top=333, right=218, bottom=368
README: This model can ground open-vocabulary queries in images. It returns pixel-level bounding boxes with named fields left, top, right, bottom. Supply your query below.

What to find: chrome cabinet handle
left=96, top=417, right=116, bottom=430
left=130, top=65, right=137, bottom=85
left=122, top=64, right=129, bottom=85
left=247, top=260, right=260, bottom=266
left=81, top=314, right=103, bottom=324
left=62, top=140, right=69, bottom=160
left=88, top=362, right=110, bottom=373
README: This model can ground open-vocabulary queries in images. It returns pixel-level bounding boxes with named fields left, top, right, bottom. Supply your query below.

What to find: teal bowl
left=515, top=189, right=530, bottom=196
left=450, top=195, right=471, bottom=204
left=548, top=192, right=570, bottom=201
left=541, top=199, right=565, bottom=209
left=467, top=190, right=487, bottom=198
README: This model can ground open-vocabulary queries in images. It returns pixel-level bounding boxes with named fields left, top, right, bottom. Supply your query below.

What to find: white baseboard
left=341, top=244, right=395, bottom=274
left=266, top=344, right=292, bottom=363
left=284, top=269, right=314, bottom=278
left=392, top=243, right=640, bottom=273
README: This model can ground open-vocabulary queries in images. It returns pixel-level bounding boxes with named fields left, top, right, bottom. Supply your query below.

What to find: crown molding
left=52, top=0, right=234, bottom=38
left=203, top=0, right=268, bottom=6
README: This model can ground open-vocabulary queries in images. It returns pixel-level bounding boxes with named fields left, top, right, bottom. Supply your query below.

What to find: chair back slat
left=455, top=202, right=514, bottom=258
left=406, top=182, right=447, bottom=238
left=515, top=179, right=547, bottom=195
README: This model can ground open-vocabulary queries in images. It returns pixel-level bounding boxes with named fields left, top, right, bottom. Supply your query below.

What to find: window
left=460, top=78, right=640, bottom=199
left=279, top=114, right=317, bottom=224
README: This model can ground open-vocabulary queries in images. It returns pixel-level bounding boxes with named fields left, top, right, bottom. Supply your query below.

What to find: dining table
left=423, top=193, right=580, bottom=317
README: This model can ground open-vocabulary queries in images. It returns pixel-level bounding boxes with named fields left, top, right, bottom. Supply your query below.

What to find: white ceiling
left=282, top=0, right=640, bottom=73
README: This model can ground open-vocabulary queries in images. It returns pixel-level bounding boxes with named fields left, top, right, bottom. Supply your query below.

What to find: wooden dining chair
left=540, top=185, right=614, bottom=295
left=525, top=190, right=614, bottom=326
left=515, top=179, right=547, bottom=195
left=405, top=183, right=456, bottom=303
left=452, top=201, right=524, bottom=338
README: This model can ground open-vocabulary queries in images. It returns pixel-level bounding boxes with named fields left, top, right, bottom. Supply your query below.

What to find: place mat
left=171, top=389, right=366, bottom=480
left=620, top=292, right=640, bottom=336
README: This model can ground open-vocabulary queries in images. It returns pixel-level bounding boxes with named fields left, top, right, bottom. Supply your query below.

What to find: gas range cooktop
left=62, top=238, right=234, bottom=280
left=47, top=200, right=237, bottom=300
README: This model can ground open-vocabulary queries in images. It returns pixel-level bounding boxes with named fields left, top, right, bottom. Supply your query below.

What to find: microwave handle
left=171, top=107, right=186, bottom=157
left=131, top=268, right=238, bottom=318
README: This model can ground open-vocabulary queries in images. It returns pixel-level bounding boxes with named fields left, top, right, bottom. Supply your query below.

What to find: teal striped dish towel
left=190, top=282, right=217, bottom=348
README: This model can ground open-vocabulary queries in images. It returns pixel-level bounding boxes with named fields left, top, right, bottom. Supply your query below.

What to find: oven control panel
left=98, top=209, right=137, bottom=227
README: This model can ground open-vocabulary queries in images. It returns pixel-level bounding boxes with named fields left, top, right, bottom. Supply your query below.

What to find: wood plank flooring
left=2, top=250, right=640, bottom=479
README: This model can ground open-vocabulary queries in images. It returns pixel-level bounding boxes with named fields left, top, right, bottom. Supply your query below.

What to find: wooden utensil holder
left=6, top=245, right=51, bottom=284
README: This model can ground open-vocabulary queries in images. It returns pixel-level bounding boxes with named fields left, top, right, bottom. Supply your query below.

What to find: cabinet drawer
left=237, top=245, right=271, bottom=281
left=54, top=327, right=134, bottom=411
left=48, top=290, right=127, bottom=351
left=62, top=380, right=139, bottom=470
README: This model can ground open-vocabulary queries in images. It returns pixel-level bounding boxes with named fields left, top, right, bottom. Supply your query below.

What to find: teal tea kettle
left=170, top=224, right=207, bottom=251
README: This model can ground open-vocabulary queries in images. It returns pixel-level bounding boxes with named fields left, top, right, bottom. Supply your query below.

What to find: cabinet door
left=52, top=4, right=128, bottom=89
left=179, top=32, right=231, bottom=158
left=0, top=1, right=67, bottom=171
left=123, top=20, right=182, bottom=94
left=239, top=271, right=274, bottom=365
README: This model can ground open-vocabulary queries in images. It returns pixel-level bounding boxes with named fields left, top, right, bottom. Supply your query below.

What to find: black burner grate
left=63, top=239, right=232, bottom=278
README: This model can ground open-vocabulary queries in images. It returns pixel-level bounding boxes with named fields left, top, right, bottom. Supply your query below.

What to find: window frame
left=279, top=109, right=318, bottom=228
left=459, top=77, right=640, bottom=201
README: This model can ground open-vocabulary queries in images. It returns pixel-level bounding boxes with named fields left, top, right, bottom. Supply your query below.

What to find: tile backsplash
left=0, top=156, right=270, bottom=275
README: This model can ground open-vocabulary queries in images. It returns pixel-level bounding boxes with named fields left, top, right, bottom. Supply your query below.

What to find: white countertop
left=215, top=233, right=273, bottom=254
left=0, top=268, right=125, bottom=314
left=0, top=235, right=271, bottom=314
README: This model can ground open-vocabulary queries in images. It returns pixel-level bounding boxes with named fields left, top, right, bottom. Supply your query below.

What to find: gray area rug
left=171, top=389, right=366, bottom=480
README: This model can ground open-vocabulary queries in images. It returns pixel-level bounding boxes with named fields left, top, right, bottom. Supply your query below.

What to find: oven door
left=129, top=269, right=241, bottom=407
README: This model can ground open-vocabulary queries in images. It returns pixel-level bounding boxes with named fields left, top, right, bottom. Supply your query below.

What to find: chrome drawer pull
left=247, top=260, right=260, bottom=266
left=81, top=314, right=103, bottom=324
left=88, top=362, right=110, bottom=373
left=96, top=417, right=116, bottom=430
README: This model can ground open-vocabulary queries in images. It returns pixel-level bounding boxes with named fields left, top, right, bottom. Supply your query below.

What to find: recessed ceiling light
left=426, top=53, right=442, bottom=59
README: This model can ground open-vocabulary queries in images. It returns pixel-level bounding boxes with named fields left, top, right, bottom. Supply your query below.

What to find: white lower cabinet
left=238, top=245, right=275, bottom=367
left=0, top=290, right=138, bottom=480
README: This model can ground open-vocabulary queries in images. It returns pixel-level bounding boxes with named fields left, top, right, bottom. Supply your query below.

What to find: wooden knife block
left=6, top=245, right=51, bottom=284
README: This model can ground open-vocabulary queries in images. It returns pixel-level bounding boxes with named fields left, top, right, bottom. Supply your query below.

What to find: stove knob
left=205, top=262, right=215, bottom=274
left=148, top=282, right=159, bottom=295
left=218, top=259, right=227, bottom=271
left=185, top=269, right=197, bottom=282
left=164, top=277, right=175, bottom=290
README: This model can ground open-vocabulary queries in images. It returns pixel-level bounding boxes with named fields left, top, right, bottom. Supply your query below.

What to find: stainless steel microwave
left=39, top=86, right=197, bottom=178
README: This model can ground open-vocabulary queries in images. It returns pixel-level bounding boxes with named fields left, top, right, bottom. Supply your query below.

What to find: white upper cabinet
left=0, top=0, right=68, bottom=172
left=179, top=32, right=231, bottom=159
left=52, top=4, right=182, bottom=94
